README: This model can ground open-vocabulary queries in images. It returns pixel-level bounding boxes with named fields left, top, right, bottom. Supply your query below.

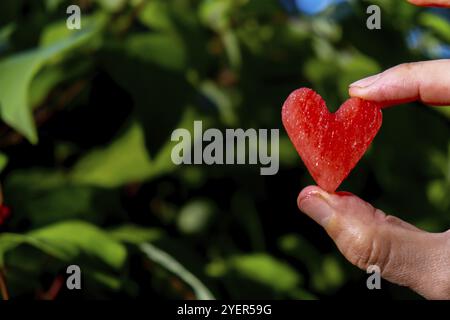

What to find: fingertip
left=349, top=73, right=382, bottom=89
left=297, top=186, right=335, bottom=227
left=348, top=84, right=381, bottom=102
left=348, top=85, right=366, bottom=99
left=297, top=185, right=330, bottom=208
left=406, top=0, right=449, bottom=7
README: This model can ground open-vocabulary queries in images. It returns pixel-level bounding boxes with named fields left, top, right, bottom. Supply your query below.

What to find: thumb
left=297, top=186, right=450, bottom=299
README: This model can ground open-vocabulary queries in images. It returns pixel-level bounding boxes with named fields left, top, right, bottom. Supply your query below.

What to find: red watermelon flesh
left=282, top=88, right=382, bottom=193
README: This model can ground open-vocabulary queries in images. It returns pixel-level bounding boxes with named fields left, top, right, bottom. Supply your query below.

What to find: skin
left=297, top=0, right=450, bottom=300
left=407, top=0, right=450, bottom=7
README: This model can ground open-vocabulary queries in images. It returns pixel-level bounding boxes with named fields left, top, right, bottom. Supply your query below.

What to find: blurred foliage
left=0, top=0, right=448, bottom=300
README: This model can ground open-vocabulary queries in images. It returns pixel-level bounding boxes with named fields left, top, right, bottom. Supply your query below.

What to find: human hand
left=298, top=58, right=450, bottom=300
left=349, top=59, right=450, bottom=107
left=298, top=186, right=450, bottom=300
left=407, top=0, right=450, bottom=7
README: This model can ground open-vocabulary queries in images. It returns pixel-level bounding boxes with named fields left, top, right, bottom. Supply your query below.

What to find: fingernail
left=349, top=73, right=381, bottom=88
left=298, top=191, right=333, bottom=227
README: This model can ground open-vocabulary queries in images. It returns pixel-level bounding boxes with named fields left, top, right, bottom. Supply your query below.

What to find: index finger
left=407, top=0, right=450, bottom=7
left=349, top=60, right=450, bottom=107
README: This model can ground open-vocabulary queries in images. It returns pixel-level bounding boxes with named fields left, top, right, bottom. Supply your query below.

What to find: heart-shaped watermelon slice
left=282, top=88, right=382, bottom=192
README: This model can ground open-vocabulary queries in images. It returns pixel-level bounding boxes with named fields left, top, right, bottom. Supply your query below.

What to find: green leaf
left=100, top=32, right=193, bottom=155
left=71, top=109, right=197, bottom=188
left=207, top=253, right=303, bottom=299
left=0, top=25, right=97, bottom=143
left=0, top=233, right=65, bottom=267
left=198, top=80, right=236, bottom=125
left=229, top=254, right=301, bottom=292
left=28, top=55, right=91, bottom=108
left=125, top=33, right=186, bottom=72
left=138, top=0, right=174, bottom=32
left=109, top=225, right=163, bottom=244
left=4, top=169, right=122, bottom=227
left=70, top=122, right=155, bottom=187
left=140, top=242, right=215, bottom=300
left=177, top=199, right=216, bottom=235
left=84, top=267, right=122, bottom=290
left=0, top=152, right=7, bottom=173
left=45, top=0, right=65, bottom=11
left=28, top=221, right=127, bottom=269
left=427, top=179, right=450, bottom=212
left=435, top=107, right=450, bottom=120
left=199, top=0, right=241, bottom=68
left=419, top=12, right=450, bottom=43
left=0, top=221, right=127, bottom=270
left=0, top=24, right=14, bottom=55
left=96, top=0, right=127, bottom=12
left=222, top=30, right=241, bottom=69
left=199, top=0, right=233, bottom=32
